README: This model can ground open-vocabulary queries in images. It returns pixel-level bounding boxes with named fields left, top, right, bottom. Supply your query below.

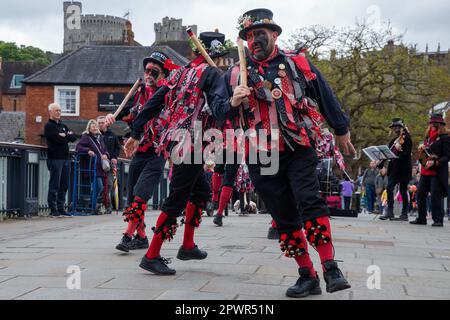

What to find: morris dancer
left=107, top=51, right=177, bottom=252
left=126, top=32, right=231, bottom=275
left=211, top=9, right=353, bottom=298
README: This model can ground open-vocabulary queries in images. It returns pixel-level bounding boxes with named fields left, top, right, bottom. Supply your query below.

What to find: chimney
left=437, top=42, right=441, bottom=53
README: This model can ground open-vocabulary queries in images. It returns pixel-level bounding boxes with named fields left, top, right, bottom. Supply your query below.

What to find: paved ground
left=0, top=211, right=449, bottom=300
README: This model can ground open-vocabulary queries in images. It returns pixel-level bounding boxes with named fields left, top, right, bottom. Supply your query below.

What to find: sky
left=0, top=0, right=449, bottom=54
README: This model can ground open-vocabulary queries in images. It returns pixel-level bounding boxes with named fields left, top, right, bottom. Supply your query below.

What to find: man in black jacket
left=98, top=116, right=121, bottom=214
left=378, top=119, right=413, bottom=221
left=44, top=103, right=77, bottom=217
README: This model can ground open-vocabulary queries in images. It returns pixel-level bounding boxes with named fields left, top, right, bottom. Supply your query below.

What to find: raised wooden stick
left=237, top=38, right=248, bottom=87
left=186, top=27, right=217, bottom=68
left=113, top=78, right=142, bottom=118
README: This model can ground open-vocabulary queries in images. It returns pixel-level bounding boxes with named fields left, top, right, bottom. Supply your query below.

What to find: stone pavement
left=0, top=211, right=449, bottom=300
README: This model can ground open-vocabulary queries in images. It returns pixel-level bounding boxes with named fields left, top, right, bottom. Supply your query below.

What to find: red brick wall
left=1, top=94, right=27, bottom=112
left=25, top=85, right=129, bottom=146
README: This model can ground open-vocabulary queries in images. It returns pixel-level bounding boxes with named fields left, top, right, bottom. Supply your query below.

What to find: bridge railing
left=0, top=142, right=169, bottom=221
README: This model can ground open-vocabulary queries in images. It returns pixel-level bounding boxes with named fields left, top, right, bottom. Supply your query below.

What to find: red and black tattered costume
left=131, top=57, right=224, bottom=257
left=211, top=47, right=349, bottom=269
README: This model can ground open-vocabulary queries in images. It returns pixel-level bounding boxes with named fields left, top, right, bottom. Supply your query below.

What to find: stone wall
left=0, top=112, right=25, bottom=142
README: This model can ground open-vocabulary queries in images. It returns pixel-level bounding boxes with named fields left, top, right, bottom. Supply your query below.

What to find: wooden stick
left=237, top=38, right=248, bottom=87
left=186, top=28, right=217, bottom=68
left=113, top=78, right=142, bottom=118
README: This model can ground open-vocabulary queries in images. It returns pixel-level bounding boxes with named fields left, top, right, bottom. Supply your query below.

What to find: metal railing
left=0, top=142, right=169, bottom=221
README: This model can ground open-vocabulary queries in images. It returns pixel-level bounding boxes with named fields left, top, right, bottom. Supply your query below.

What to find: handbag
left=89, top=136, right=111, bottom=172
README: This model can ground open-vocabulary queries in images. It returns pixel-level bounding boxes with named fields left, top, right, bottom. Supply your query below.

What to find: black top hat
left=389, top=118, right=405, bottom=128
left=429, top=113, right=446, bottom=125
left=143, top=51, right=170, bottom=75
left=198, top=32, right=229, bottom=58
left=238, top=8, right=282, bottom=40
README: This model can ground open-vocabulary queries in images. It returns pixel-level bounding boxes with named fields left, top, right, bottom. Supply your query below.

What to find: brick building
left=22, top=45, right=188, bottom=146
left=0, top=59, right=47, bottom=112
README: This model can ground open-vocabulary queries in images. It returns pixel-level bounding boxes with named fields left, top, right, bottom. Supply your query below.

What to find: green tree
left=0, top=41, right=51, bottom=65
left=286, top=22, right=450, bottom=175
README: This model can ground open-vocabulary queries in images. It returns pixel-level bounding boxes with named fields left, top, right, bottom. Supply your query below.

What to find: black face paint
left=248, top=30, right=274, bottom=61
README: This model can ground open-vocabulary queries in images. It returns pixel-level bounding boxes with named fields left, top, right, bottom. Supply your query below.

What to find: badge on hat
left=272, top=88, right=282, bottom=100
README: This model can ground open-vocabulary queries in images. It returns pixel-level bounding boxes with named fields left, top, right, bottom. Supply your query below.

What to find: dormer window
left=10, top=74, right=24, bottom=89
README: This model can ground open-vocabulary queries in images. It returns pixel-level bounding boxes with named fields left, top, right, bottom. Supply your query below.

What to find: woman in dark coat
left=411, top=114, right=450, bottom=227
left=76, top=119, right=109, bottom=213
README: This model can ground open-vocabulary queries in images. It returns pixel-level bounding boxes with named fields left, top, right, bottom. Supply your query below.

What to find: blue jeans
left=365, top=184, right=376, bottom=212
left=47, top=159, right=70, bottom=210
left=94, top=177, right=104, bottom=205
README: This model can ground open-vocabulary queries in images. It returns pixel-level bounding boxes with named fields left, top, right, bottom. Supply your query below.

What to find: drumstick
left=186, top=28, right=217, bottom=68
left=113, top=78, right=142, bottom=118
left=237, top=38, right=248, bottom=87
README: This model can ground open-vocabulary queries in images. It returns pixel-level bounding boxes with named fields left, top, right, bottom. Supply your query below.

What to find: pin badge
left=272, top=88, right=282, bottom=100
left=274, top=78, right=282, bottom=85
left=278, top=70, right=287, bottom=78
left=263, top=81, right=273, bottom=90
left=279, top=64, right=286, bottom=70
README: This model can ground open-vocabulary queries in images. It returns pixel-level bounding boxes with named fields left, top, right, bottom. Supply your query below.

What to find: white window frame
left=10, top=74, right=25, bottom=89
left=54, top=86, right=80, bottom=116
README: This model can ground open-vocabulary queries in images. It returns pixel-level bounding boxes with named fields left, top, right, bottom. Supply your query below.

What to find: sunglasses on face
left=144, top=68, right=161, bottom=79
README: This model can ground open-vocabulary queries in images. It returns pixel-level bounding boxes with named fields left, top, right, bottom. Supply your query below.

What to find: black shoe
left=267, top=227, right=279, bottom=240
left=379, top=208, right=394, bottom=220
left=432, top=221, right=444, bottom=227
left=139, top=256, right=176, bottom=275
left=50, top=209, right=61, bottom=218
left=213, top=215, right=223, bottom=227
left=128, top=235, right=149, bottom=250
left=323, top=260, right=351, bottom=293
left=410, top=219, right=427, bottom=225
left=176, top=245, right=208, bottom=261
left=286, top=268, right=322, bottom=298
left=391, top=215, right=408, bottom=221
left=115, top=234, right=132, bottom=252
left=58, top=209, right=72, bottom=218
left=105, top=208, right=113, bottom=215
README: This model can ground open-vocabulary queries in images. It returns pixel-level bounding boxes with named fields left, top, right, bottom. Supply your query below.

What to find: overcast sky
left=0, top=0, right=448, bottom=53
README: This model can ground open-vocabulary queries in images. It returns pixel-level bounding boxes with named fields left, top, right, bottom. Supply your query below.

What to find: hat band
left=238, top=15, right=277, bottom=31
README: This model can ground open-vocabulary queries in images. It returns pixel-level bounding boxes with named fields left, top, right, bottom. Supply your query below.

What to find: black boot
left=128, top=235, right=149, bottom=250
left=391, top=214, right=408, bottom=221
left=286, top=268, right=322, bottom=298
left=410, top=218, right=427, bottom=225
left=115, top=234, right=132, bottom=252
left=50, top=208, right=60, bottom=218
left=323, top=260, right=351, bottom=293
left=379, top=207, right=394, bottom=220
left=213, top=215, right=223, bottom=227
left=267, top=227, right=279, bottom=240
left=139, top=256, right=176, bottom=275
left=432, top=221, right=444, bottom=227
left=176, top=245, right=208, bottom=261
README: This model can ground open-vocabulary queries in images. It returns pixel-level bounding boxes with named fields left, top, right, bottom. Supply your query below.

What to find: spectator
left=44, top=103, right=77, bottom=217
left=362, top=161, right=379, bottom=213
left=97, top=116, right=121, bottom=214
left=375, top=168, right=388, bottom=214
left=340, top=176, right=354, bottom=210
left=76, top=120, right=109, bottom=214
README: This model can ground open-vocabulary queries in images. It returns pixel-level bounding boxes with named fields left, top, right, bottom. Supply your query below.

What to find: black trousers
left=161, top=163, right=211, bottom=217
left=47, top=159, right=70, bottom=210
left=387, top=175, right=409, bottom=214
left=248, top=145, right=328, bottom=233
left=127, top=152, right=165, bottom=204
left=417, top=175, right=445, bottom=223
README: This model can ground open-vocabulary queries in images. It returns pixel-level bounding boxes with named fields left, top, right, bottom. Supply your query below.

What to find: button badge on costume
left=263, top=80, right=273, bottom=90
left=279, top=64, right=286, bottom=70
left=278, top=70, right=287, bottom=78
left=274, top=78, right=282, bottom=85
left=272, top=88, right=282, bottom=100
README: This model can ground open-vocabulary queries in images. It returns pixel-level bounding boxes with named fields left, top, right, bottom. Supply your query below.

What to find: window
left=10, top=74, right=25, bottom=89
left=54, top=86, right=80, bottom=116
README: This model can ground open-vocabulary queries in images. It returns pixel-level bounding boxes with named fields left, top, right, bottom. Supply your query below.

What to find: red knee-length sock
left=271, top=220, right=277, bottom=229
left=124, top=221, right=139, bottom=237
left=136, top=218, right=146, bottom=239
left=182, top=202, right=197, bottom=250
left=212, top=173, right=223, bottom=202
left=145, top=212, right=169, bottom=259
left=217, top=186, right=233, bottom=216
left=294, top=230, right=317, bottom=278
left=311, top=216, right=334, bottom=271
